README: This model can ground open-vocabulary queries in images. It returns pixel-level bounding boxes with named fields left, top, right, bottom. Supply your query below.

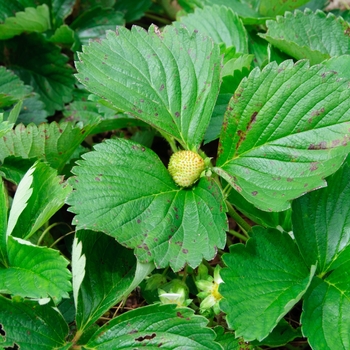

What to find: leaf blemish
left=310, top=107, right=325, bottom=116
left=247, top=112, right=258, bottom=130
left=252, top=191, right=258, bottom=196
left=160, top=84, right=164, bottom=91
left=182, top=249, right=188, bottom=254
left=177, top=311, right=184, bottom=318
left=310, top=162, right=318, bottom=171
left=136, top=333, right=156, bottom=341
left=308, top=141, right=327, bottom=150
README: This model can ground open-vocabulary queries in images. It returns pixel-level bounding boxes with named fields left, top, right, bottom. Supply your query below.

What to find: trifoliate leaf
left=0, top=4, right=51, bottom=40
left=220, top=227, right=316, bottom=342
left=216, top=59, right=350, bottom=212
left=67, top=138, right=227, bottom=271
left=76, top=24, right=221, bottom=150
left=260, top=10, right=350, bottom=65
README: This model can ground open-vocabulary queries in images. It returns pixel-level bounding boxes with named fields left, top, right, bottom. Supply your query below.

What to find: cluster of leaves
left=1, top=0, right=350, bottom=349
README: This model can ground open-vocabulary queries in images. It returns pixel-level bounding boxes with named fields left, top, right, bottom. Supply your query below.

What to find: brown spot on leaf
left=136, top=333, right=156, bottom=342
left=247, top=112, right=258, bottom=130
left=182, top=249, right=188, bottom=254
left=308, top=141, right=327, bottom=150
left=310, top=162, right=318, bottom=171
left=252, top=191, right=258, bottom=196
left=311, top=107, right=325, bottom=117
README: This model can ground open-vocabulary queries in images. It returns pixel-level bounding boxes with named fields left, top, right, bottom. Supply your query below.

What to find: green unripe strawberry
left=168, top=150, right=205, bottom=187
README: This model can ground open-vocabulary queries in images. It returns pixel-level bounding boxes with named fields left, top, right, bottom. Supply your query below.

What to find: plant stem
left=160, top=132, right=179, bottom=153
left=226, top=201, right=251, bottom=236
left=228, top=229, right=248, bottom=242
left=36, top=222, right=72, bottom=245
left=49, top=230, right=75, bottom=248
left=144, top=12, right=172, bottom=25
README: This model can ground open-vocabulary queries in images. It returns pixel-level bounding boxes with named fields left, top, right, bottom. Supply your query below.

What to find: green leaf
left=67, top=138, right=227, bottom=271
left=0, top=120, right=14, bottom=139
left=300, top=0, right=329, bottom=11
left=114, top=0, right=152, bottom=22
left=259, top=0, right=309, bottom=17
left=215, top=59, right=350, bottom=212
left=322, top=54, right=350, bottom=80
left=260, top=10, right=350, bottom=65
left=0, top=66, right=32, bottom=109
left=0, top=157, right=39, bottom=185
left=0, top=295, right=69, bottom=349
left=220, top=226, right=316, bottom=341
left=1, top=33, right=74, bottom=115
left=76, top=25, right=221, bottom=150
left=15, top=92, right=48, bottom=125
left=0, top=179, right=8, bottom=266
left=51, top=0, right=76, bottom=27
left=214, top=326, right=252, bottom=350
left=292, top=156, right=350, bottom=274
left=248, top=30, right=268, bottom=68
left=11, top=161, right=72, bottom=240
left=175, top=5, right=248, bottom=54
left=0, top=1, right=24, bottom=22
left=6, top=164, right=35, bottom=238
left=0, top=4, right=51, bottom=40
left=49, top=24, right=76, bottom=46
left=84, top=304, right=222, bottom=349
left=0, top=236, right=72, bottom=303
left=251, top=319, right=302, bottom=347
left=0, top=120, right=99, bottom=173
left=71, top=6, right=125, bottom=46
left=199, top=0, right=267, bottom=25
left=7, top=100, right=22, bottom=124
left=302, top=270, right=350, bottom=350
left=63, top=92, right=144, bottom=134
left=204, top=67, right=251, bottom=144
left=73, top=230, right=138, bottom=331
left=229, top=190, right=292, bottom=231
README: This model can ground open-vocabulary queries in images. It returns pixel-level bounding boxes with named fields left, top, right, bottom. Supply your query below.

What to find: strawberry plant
left=1, top=0, right=350, bottom=349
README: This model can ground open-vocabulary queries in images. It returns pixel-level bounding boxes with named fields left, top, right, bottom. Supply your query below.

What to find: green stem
left=160, top=131, right=179, bottom=153
left=49, top=230, right=75, bottom=248
left=144, top=12, right=172, bottom=25
left=36, top=222, right=72, bottom=245
left=226, top=201, right=251, bottom=235
left=228, top=229, right=248, bottom=242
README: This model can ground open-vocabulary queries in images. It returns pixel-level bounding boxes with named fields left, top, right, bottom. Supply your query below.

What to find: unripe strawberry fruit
left=168, top=150, right=205, bottom=187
